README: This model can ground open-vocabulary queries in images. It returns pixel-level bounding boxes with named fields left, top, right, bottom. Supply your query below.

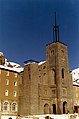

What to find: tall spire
left=53, top=12, right=59, bottom=42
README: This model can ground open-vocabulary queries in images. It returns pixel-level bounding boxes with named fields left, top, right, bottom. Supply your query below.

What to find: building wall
left=71, top=68, right=79, bottom=113
left=73, top=86, right=79, bottom=107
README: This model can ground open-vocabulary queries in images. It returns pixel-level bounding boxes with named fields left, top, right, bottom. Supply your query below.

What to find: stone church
left=18, top=13, right=73, bottom=116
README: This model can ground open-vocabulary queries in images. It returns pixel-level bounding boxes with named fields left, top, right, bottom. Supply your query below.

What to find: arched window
left=44, top=103, right=49, bottom=114
left=62, top=68, right=64, bottom=79
left=63, top=101, right=67, bottom=114
left=52, top=69, right=56, bottom=84
left=3, top=101, right=9, bottom=111
left=12, top=102, right=17, bottom=111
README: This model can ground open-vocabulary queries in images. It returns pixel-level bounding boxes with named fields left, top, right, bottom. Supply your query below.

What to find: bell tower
left=46, top=13, right=73, bottom=114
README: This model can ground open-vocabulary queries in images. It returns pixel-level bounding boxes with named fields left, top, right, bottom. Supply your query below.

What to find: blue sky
left=0, top=0, right=79, bottom=70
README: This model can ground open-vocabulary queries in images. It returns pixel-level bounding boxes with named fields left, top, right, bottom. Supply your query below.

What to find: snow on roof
left=0, top=64, right=23, bottom=73
left=25, top=62, right=36, bottom=65
left=72, top=68, right=79, bottom=72
left=24, top=60, right=39, bottom=65
left=73, top=82, right=79, bottom=86
left=9, top=62, right=21, bottom=68
left=71, top=68, right=79, bottom=86
left=38, top=61, right=46, bottom=65
left=0, top=51, right=23, bottom=72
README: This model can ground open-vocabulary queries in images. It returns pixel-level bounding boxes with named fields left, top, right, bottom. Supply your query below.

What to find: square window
left=5, top=90, right=8, bottom=96
left=14, top=91, right=17, bottom=97
left=14, top=81, right=17, bottom=86
left=6, top=79, right=9, bottom=85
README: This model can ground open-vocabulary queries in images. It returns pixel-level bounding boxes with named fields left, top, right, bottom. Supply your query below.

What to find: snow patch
left=38, top=61, right=46, bottom=65
left=0, top=64, right=23, bottom=73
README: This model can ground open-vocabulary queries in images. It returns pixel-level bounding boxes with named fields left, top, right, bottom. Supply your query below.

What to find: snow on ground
left=18, top=114, right=79, bottom=119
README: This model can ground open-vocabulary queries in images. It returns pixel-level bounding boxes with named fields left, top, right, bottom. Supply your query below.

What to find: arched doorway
left=52, top=104, right=56, bottom=114
left=44, top=103, right=50, bottom=114
left=63, top=101, right=67, bottom=114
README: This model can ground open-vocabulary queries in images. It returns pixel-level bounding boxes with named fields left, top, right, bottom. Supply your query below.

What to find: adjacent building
left=71, top=68, right=79, bottom=113
left=0, top=52, right=23, bottom=119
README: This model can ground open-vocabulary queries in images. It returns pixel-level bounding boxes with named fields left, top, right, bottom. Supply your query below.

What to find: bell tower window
left=52, top=69, right=56, bottom=84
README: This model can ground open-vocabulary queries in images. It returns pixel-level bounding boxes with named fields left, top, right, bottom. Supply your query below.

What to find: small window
left=43, top=66, right=46, bottom=69
left=44, top=73, right=46, bottom=76
left=14, top=73, right=17, bottom=78
left=14, top=81, right=17, bottom=86
left=14, top=91, right=17, bottom=97
left=61, top=50, right=64, bottom=56
left=6, top=79, right=9, bottom=85
left=6, top=71, right=9, bottom=76
left=52, top=90, right=55, bottom=94
left=50, top=50, right=54, bottom=55
left=5, top=90, right=8, bottom=96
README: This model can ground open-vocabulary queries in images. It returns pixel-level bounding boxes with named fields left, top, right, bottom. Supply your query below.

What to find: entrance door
left=63, top=101, right=67, bottom=114
left=52, top=104, right=56, bottom=114
left=74, top=106, right=78, bottom=113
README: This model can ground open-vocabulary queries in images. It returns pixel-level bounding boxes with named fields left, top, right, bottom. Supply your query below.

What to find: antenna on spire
left=53, top=12, right=59, bottom=42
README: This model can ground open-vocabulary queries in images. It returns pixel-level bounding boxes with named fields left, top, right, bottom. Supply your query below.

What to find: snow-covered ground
left=18, top=114, right=79, bottom=119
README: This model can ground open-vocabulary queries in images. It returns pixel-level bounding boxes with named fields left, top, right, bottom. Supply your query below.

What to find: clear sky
left=0, top=0, right=79, bottom=70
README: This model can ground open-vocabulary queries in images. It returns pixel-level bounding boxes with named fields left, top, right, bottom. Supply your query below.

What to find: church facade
left=18, top=41, right=73, bottom=116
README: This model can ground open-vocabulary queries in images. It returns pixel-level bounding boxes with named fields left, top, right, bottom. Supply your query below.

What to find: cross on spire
left=53, top=12, right=59, bottom=42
